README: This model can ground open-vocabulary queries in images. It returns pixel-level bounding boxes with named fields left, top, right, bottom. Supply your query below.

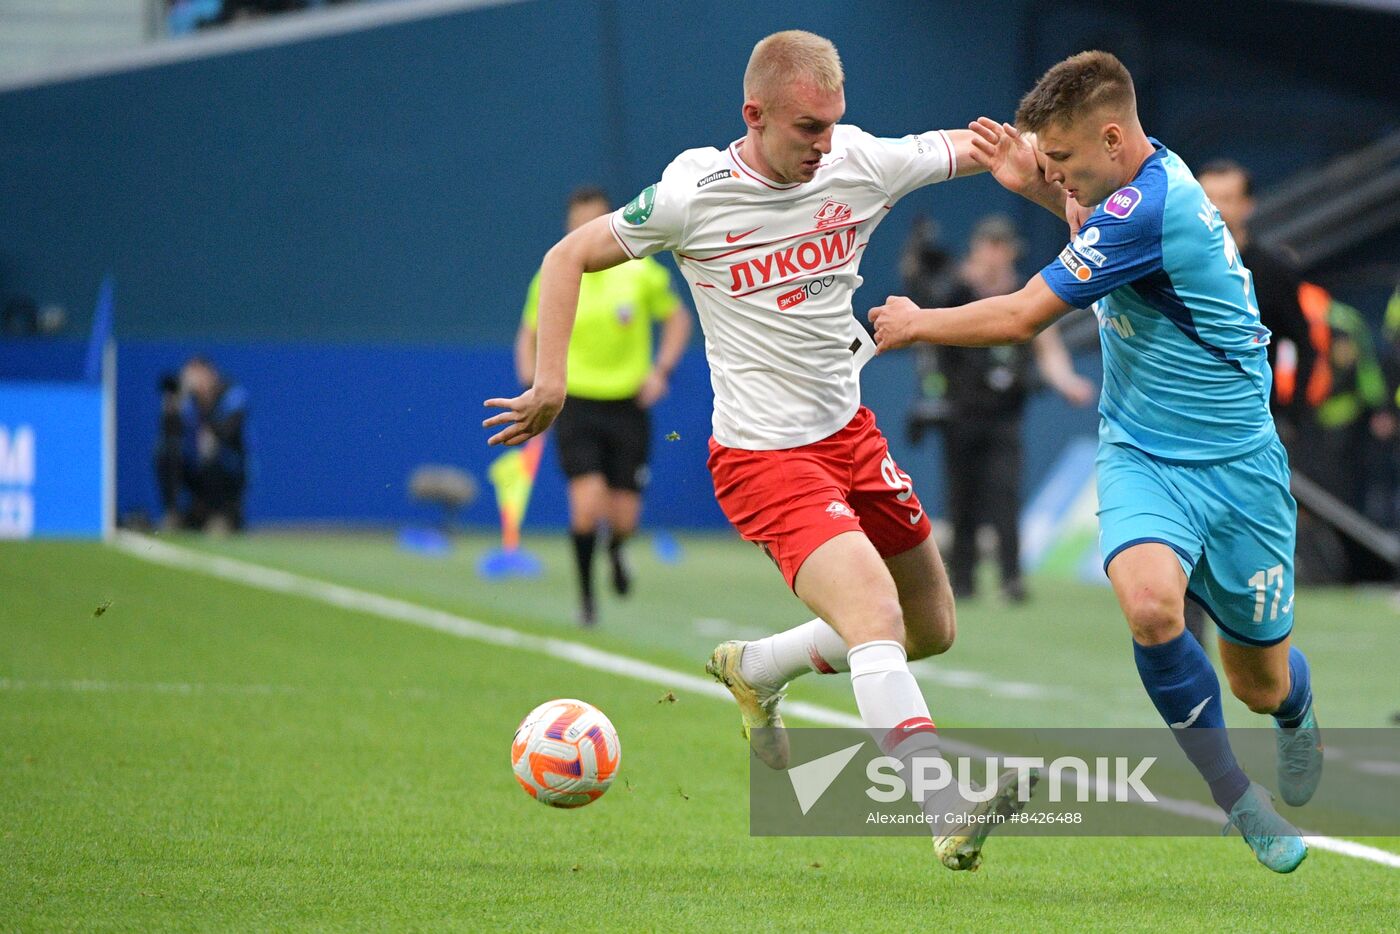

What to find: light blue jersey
left=1041, top=140, right=1275, bottom=464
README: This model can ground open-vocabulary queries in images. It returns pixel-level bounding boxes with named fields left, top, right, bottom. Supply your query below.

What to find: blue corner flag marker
left=652, top=530, right=683, bottom=564
left=478, top=547, right=543, bottom=580
left=397, top=527, right=453, bottom=556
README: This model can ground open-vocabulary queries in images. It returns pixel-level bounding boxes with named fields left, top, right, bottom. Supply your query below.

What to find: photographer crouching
left=155, top=357, right=249, bottom=533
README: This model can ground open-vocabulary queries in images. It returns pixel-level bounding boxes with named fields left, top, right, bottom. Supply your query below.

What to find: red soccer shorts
left=707, top=406, right=932, bottom=590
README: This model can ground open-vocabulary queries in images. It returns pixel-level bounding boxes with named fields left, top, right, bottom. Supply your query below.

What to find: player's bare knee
left=905, top=609, right=955, bottom=660
left=905, top=628, right=951, bottom=661
left=1122, top=589, right=1185, bottom=645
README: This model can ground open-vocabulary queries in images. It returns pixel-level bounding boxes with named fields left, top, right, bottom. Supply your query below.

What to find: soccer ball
left=511, top=698, right=621, bottom=808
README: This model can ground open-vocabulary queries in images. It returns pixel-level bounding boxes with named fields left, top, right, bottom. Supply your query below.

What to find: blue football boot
left=1223, top=781, right=1307, bottom=873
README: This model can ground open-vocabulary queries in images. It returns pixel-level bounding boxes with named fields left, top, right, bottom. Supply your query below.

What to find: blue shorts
left=1097, top=437, right=1296, bottom=647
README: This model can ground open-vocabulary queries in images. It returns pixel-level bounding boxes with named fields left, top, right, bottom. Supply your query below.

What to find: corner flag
left=478, top=434, right=547, bottom=579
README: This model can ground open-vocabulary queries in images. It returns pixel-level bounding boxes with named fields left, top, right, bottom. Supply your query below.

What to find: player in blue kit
left=869, top=51, right=1321, bottom=873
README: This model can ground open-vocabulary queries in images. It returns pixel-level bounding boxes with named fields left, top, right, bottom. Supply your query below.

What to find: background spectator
left=155, top=356, right=249, bottom=533
left=1203, top=160, right=1396, bottom=581
left=1199, top=160, right=1321, bottom=444
left=903, top=215, right=1094, bottom=602
left=1374, top=285, right=1400, bottom=528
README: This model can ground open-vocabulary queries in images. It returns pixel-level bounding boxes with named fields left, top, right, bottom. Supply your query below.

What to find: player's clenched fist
left=482, top=386, right=565, bottom=446
left=869, top=295, right=924, bottom=352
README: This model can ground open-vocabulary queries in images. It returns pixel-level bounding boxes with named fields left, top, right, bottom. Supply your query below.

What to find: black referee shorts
left=553, top=396, right=651, bottom=492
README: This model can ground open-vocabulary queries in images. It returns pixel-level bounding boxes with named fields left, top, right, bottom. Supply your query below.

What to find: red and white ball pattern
left=511, top=698, right=621, bottom=808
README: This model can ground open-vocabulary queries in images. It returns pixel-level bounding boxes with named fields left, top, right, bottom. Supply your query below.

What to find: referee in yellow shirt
left=517, top=187, right=692, bottom=627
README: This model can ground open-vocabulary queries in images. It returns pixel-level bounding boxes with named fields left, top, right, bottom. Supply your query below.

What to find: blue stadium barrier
left=0, top=382, right=107, bottom=538
left=0, top=279, right=116, bottom=538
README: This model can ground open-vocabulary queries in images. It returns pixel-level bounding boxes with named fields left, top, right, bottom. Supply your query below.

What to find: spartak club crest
left=813, top=198, right=852, bottom=229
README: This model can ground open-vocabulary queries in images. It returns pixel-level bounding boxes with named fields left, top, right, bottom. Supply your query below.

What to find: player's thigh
left=1097, top=443, right=1202, bottom=642
left=601, top=400, right=651, bottom=494
left=707, top=441, right=863, bottom=595
left=1097, top=444, right=1203, bottom=572
left=883, top=535, right=955, bottom=658
left=794, top=530, right=905, bottom=647
left=1105, top=542, right=1190, bottom=645
left=1187, top=440, right=1297, bottom=649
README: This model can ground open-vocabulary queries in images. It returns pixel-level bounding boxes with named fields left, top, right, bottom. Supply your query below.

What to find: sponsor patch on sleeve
left=1103, top=186, right=1142, bottom=219
left=1071, top=226, right=1108, bottom=266
left=622, top=184, right=657, bottom=224
left=1057, top=245, right=1093, bottom=282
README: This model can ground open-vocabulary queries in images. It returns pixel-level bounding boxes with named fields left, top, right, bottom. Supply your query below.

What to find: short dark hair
left=567, top=186, right=610, bottom=210
left=1198, top=159, right=1254, bottom=198
left=1015, top=51, right=1136, bottom=133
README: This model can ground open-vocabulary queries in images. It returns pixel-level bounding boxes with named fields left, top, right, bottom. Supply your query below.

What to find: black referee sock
left=571, top=531, right=597, bottom=620
left=608, top=532, right=632, bottom=597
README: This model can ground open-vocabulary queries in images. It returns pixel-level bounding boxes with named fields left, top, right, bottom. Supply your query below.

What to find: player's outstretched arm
left=943, top=129, right=989, bottom=178
left=965, top=117, right=1075, bottom=221
left=868, top=273, right=1072, bottom=351
left=483, top=216, right=630, bottom=446
left=513, top=322, right=537, bottom=387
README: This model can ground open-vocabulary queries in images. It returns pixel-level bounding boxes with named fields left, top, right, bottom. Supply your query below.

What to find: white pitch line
left=0, top=677, right=292, bottom=696
left=0, top=677, right=431, bottom=700
left=109, top=531, right=1400, bottom=870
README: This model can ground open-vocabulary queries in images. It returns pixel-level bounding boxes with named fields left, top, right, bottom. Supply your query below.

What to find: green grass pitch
left=2, top=532, right=1398, bottom=930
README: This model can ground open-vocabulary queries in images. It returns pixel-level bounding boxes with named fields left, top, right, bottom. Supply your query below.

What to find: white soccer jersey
left=610, top=124, right=956, bottom=450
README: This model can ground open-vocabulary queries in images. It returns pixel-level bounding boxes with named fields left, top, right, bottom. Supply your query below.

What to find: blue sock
left=1133, top=630, right=1251, bottom=812
left=1272, top=646, right=1313, bottom=729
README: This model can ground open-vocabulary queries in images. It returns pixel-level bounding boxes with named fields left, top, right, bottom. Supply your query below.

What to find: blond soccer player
left=485, top=30, right=1048, bottom=870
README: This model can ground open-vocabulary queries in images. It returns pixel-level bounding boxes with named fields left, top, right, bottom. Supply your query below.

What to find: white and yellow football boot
left=933, top=767, right=1041, bottom=871
left=705, top=640, right=790, bottom=770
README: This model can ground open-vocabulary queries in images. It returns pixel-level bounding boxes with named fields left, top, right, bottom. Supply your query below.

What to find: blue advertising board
left=0, top=382, right=110, bottom=538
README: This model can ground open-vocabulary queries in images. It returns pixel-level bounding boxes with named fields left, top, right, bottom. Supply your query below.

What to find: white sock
left=848, top=639, right=950, bottom=832
left=847, top=640, right=937, bottom=748
left=738, top=618, right=850, bottom=690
